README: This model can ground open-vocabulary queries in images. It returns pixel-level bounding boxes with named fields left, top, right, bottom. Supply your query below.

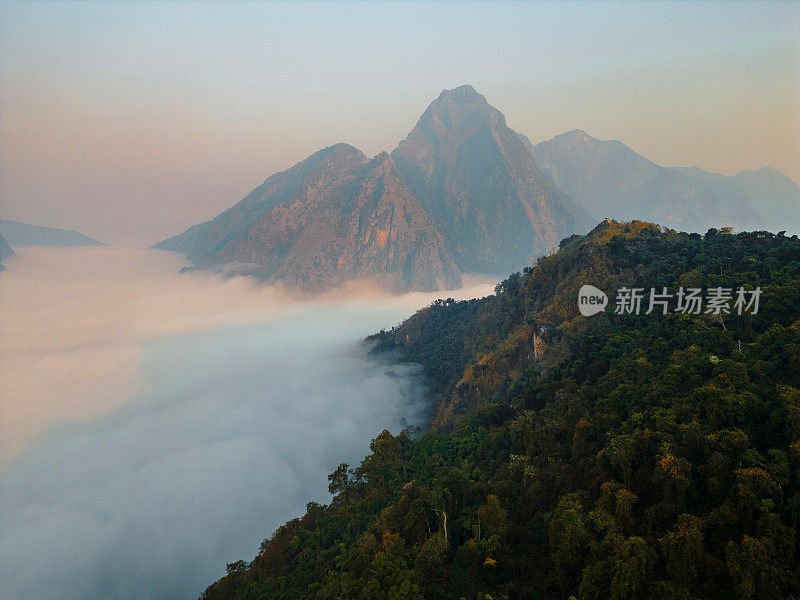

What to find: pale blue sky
left=1, top=1, right=798, bottom=244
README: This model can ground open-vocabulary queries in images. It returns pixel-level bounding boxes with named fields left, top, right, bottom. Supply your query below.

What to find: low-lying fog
left=0, top=247, right=494, bottom=600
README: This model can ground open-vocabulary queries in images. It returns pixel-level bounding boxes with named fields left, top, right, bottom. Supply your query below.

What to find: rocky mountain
left=0, top=219, right=103, bottom=247
left=156, top=144, right=461, bottom=291
left=0, top=231, right=13, bottom=271
left=156, top=86, right=591, bottom=291
left=391, top=85, right=588, bottom=274
left=532, top=130, right=769, bottom=233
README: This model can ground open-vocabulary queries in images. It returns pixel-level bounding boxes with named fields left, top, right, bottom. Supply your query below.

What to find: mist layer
left=0, top=247, right=494, bottom=600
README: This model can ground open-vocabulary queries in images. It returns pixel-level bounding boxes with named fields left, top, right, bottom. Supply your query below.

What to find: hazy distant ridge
left=670, top=166, right=800, bottom=233
left=0, top=219, right=103, bottom=247
left=532, top=130, right=799, bottom=234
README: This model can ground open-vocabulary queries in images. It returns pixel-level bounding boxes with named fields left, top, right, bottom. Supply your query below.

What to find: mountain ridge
left=156, top=89, right=797, bottom=291
left=392, top=86, right=589, bottom=274
left=156, top=86, right=591, bottom=291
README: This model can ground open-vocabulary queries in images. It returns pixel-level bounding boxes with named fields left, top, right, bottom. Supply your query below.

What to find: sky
left=0, top=245, right=495, bottom=600
left=0, top=0, right=798, bottom=245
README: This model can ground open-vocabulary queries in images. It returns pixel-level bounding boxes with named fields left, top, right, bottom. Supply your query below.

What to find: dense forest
left=201, top=220, right=800, bottom=600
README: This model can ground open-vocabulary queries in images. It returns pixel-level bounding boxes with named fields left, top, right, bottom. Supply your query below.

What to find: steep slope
left=157, top=144, right=460, bottom=291
left=533, top=130, right=762, bottom=232
left=0, top=231, right=13, bottom=271
left=673, top=166, right=800, bottom=235
left=0, top=219, right=102, bottom=247
left=199, top=221, right=800, bottom=600
left=392, top=85, right=590, bottom=274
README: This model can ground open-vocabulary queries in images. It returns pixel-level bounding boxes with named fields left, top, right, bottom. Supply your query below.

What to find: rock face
left=156, top=86, right=590, bottom=291
left=532, top=130, right=765, bottom=233
left=203, top=147, right=463, bottom=291
left=392, top=85, right=588, bottom=274
left=157, top=144, right=461, bottom=291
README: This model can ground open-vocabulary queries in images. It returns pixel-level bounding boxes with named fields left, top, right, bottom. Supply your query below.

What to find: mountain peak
left=553, top=129, right=596, bottom=144
left=411, top=85, right=505, bottom=133
left=735, top=166, right=791, bottom=181
left=290, top=143, right=367, bottom=180
left=395, top=86, right=506, bottom=164
left=437, top=84, right=481, bottom=101
left=315, top=142, right=365, bottom=162
left=391, top=87, right=590, bottom=274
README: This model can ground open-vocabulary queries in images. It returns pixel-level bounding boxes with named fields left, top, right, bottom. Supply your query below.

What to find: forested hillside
left=201, top=220, right=800, bottom=600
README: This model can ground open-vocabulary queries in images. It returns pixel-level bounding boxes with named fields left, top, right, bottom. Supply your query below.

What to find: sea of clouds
left=0, top=247, right=494, bottom=600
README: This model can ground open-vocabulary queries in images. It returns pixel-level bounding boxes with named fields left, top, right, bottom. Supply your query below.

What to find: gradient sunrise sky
left=1, top=0, right=798, bottom=245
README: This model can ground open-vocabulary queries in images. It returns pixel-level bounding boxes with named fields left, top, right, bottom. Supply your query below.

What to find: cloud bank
left=0, top=247, right=494, bottom=600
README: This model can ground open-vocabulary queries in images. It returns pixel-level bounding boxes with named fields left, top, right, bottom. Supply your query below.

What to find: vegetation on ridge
left=201, top=220, right=800, bottom=600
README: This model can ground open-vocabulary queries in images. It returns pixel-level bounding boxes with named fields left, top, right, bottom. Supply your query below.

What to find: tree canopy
left=201, top=221, right=800, bottom=600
